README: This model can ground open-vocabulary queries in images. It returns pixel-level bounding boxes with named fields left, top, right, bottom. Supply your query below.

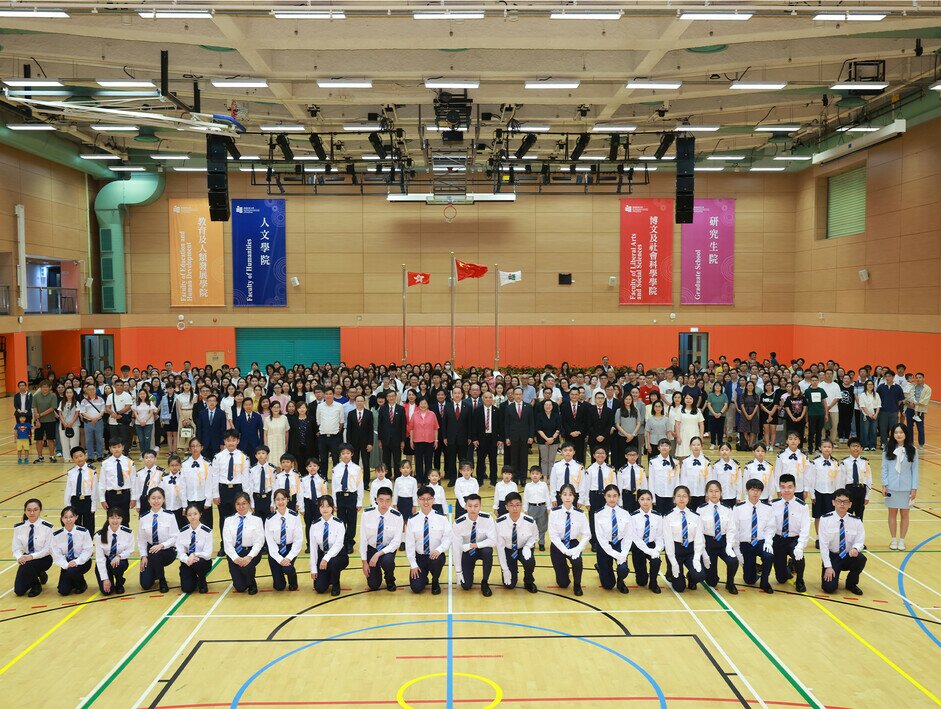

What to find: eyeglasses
left=834, top=499, right=851, bottom=505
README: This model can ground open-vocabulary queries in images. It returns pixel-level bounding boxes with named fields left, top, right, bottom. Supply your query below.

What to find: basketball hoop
left=443, top=204, right=457, bottom=223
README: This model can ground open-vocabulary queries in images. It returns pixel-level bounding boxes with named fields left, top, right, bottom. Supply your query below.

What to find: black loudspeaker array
left=206, top=135, right=230, bottom=222
left=675, top=136, right=695, bottom=224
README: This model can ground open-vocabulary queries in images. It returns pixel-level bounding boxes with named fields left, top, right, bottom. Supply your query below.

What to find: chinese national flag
left=407, top=271, right=430, bottom=286
left=455, top=259, right=488, bottom=280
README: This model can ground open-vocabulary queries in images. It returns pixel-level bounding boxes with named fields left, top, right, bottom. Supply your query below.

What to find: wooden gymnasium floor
left=0, top=406, right=939, bottom=709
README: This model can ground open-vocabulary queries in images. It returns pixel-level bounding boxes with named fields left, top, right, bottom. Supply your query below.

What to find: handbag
left=180, top=426, right=193, bottom=438
left=64, top=427, right=75, bottom=438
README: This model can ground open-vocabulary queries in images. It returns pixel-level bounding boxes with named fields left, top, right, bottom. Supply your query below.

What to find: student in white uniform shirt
left=775, top=432, right=809, bottom=500
left=550, top=443, right=586, bottom=508
left=548, top=483, right=591, bottom=596
left=51, top=505, right=94, bottom=595
left=819, top=488, right=866, bottom=595
left=698, top=480, right=739, bottom=594
left=98, top=439, right=134, bottom=525
left=161, top=454, right=188, bottom=528
left=272, top=453, right=303, bottom=514
left=182, top=438, right=212, bottom=529
left=331, top=444, right=364, bottom=554
left=453, top=461, right=480, bottom=519
left=393, top=460, right=419, bottom=518
left=663, top=486, right=707, bottom=593
left=808, top=438, right=844, bottom=537
left=712, top=444, right=741, bottom=507
left=840, top=437, right=872, bottom=524
left=497, top=492, right=539, bottom=593
left=743, top=443, right=774, bottom=501
left=265, top=489, right=304, bottom=592
left=223, top=492, right=265, bottom=595
left=771, top=474, right=811, bottom=592
left=523, top=466, right=551, bottom=550
left=64, top=445, right=97, bottom=531
left=733, top=479, right=775, bottom=593
left=493, top=466, right=518, bottom=516
left=138, top=487, right=180, bottom=594
left=585, top=446, right=617, bottom=551
left=247, top=446, right=276, bottom=520
left=427, top=469, right=448, bottom=515
left=617, top=448, right=646, bottom=514
left=679, top=437, right=711, bottom=510
left=310, top=495, right=350, bottom=596
left=406, top=487, right=452, bottom=595
left=94, top=508, right=134, bottom=596
left=176, top=503, right=214, bottom=594
left=452, top=493, right=496, bottom=596
left=369, top=463, right=393, bottom=506
left=132, top=449, right=164, bottom=519
left=649, top=439, right=680, bottom=515
left=594, top=485, right=634, bottom=593
left=629, top=490, right=664, bottom=594
left=359, top=488, right=404, bottom=592
left=13, top=498, right=55, bottom=597
left=301, top=458, right=328, bottom=549
left=211, top=432, right=251, bottom=555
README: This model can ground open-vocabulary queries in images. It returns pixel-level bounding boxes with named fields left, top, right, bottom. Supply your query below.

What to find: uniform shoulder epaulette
left=860, top=456, right=869, bottom=462
left=735, top=500, right=747, bottom=507
left=455, top=514, right=467, bottom=524
left=822, top=511, right=835, bottom=517
left=696, top=503, right=708, bottom=512
left=288, top=509, right=298, bottom=516
left=523, top=515, right=535, bottom=523
left=179, top=525, right=189, bottom=534
left=75, top=525, right=87, bottom=532
left=14, top=520, right=25, bottom=528
left=848, top=511, right=860, bottom=519
left=434, top=509, right=447, bottom=516
left=156, top=466, right=167, bottom=472
left=200, top=524, right=212, bottom=533
left=410, top=511, right=420, bottom=519
left=54, top=528, right=64, bottom=535
left=497, top=514, right=508, bottom=522
left=390, top=508, right=402, bottom=517
left=760, top=500, right=771, bottom=506
left=703, top=456, right=711, bottom=464
left=478, top=512, right=490, bottom=518
left=363, top=506, right=375, bottom=513
left=649, top=509, right=662, bottom=516
left=793, top=497, right=806, bottom=505
left=572, top=507, right=585, bottom=513
left=41, top=520, right=53, bottom=528
left=120, top=525, right=132, bottom=533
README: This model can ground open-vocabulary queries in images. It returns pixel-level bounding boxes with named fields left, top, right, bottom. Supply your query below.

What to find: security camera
left=656, top=107, right=668, bottom=118
left=306, top=105, right=320, bottom=118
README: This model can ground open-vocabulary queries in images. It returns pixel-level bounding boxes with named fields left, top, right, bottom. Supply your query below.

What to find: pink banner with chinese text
left=680, top=198, right=735, bottom=305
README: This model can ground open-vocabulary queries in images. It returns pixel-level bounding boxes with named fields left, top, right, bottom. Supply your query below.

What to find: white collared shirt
left=265, top=510, right=305, bottom=563
left=405, top=510, right=452, bottom=568
left=359, top=506, right=404, bottom=559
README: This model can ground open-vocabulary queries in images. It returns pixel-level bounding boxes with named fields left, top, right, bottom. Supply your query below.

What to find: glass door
left=678, top=332, right=709, bottom=371
left=82, top=334, right=114, bottom=373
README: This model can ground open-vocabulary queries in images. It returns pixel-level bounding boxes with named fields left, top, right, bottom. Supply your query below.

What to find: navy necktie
left=28, top=523, right=35, bottom=554
left=279, top=517, right=288, bottom=557
left=66, top=531, right=75, bottom=561
left=151, top=514, right=159, bottom=545
left=643, top=514, right=650, bottom=543
left=188, top=529, right=197, bottom=555
left=228, top=452, right=235, bottom=482
left=681, top=511, right=689, bottom=547
left=342, top=465, right=349, bottom=492
left=470, top=521, right=478, bottom=557
left=852, top=460, right=859, bottom=484
left=376, top=515, right=384, bottom=548
left=563, top=463, right=570, bottom=486
left=838, top=518, right=847, bottom=558
left=562, top=511, right=571, bottom=545
left=116, top=458, right=124, bottom=487
left=629, top=465, right=636, bottom=490
left=510, top=522, right=518, bottom=559
left=611, top=509, right=619, bottom=543
left=423, top=516, right=430, bottom=555
left=322, top=521, right=329, bottom=551
left=236, top=515, right=245, bottom=554
left=714, top=505, right=722, bottom=540
left=75, top=467, right=83, bottom=498
left=750, top=506, right=759, bottom=546
left=110, top=531, right=118, bottom=559
left=783, top=501, right=790, bottom=536
left=597, top=465, right=604, bottom=491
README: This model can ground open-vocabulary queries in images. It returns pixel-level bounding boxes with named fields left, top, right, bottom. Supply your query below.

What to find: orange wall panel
left=793, top=326, right=941, bottom=378
left=4, top=332, right=27, bottom=391
left=112, top=327, right=237, bottom=371
left=41, top=330, right=82, bottom=375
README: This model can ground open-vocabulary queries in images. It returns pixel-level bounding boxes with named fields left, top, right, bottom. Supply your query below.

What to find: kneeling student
left=177, top=503, right=213, bottom=594
left=223, top=492, right=265, bottom=595
left=594, top=484, right=634, bottom=593
left=771, top=474, right=810, bottom=592
left=497, top=492, right=538, bottom=593
left=13, top=498, right=54, bottom=598
left=548, top=483, right=590, bottom=596
left=51, top=506, right=93, bottom=595
left=406, top=487, right=452, bottom=595
left=629, top=490, right=664, bottom=593
left=266, top=488, right=303, bottom=591
left=732, top=479, right=775, bottom=593
left=819, top=488, right=866, bottom=595
left=360, top=488, right=403, bottom=592
left=698, top=480, right=739, bottom=594
left=138, top=487, right=180, bottom=594
left=452, top=493, right=496, bottom=596
left=310, top=495, right=349, bottom=596
left=94, top=508, right=133, bottom=595
left=663, top=486, right=706, bottom=592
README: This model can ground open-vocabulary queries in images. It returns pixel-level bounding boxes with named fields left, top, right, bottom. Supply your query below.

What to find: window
left=826, top=166, right=867, bottom=238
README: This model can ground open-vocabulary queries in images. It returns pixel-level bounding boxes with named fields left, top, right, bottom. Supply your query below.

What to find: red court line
left=395, top=655, right=504, bottom=660
left=144, top=697, right=854, bottom=708
left=872, top=599, right=888, bottom=604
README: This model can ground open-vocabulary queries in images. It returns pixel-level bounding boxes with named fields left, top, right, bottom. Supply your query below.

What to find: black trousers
left=822, top=552, right=866, bottom=593
left=414, top=442, right=435, bottom=485
left=506, top=439, right=529, bottom=483
left=179, top=558, right=213, bottom=593
left=319, top=433, right=341, bottom=471
left=228, top=550, right=260, bottom=592
left=140, top=547, right=177, bottom=589
left=335, top=491, right=358, bottom=549
left=57, top=560, right=92, bottom=595
left=108, top=423, right=130, bottom=454
left=268, top=556, right=298, bottom=591
left=352, top=443, right=371, bottom=483
left=669, top=542, right=706, bottom=592
left=188, top=500, right=214, bottom=529
left=365, top=545, right=396, bottom=590
left=445, top=441, right=469, bottom=484
left=739, top=541, right=774, bottom=586
left=252, top=493, right=271, bottom=522
left=596, top=539, right=629, bottom=590
left=218, top=484, right=243, bottom=547
left=381, top=440, right=403, bottom=476
left=459, top=547, right=493, bottom=589
left=410, top=552, right=446, bottom=593
left=587, top=490, right=606, bottom=549
left=704, top=534, right=739, bottom=587
left=475, top=435, right=499, bottom=484
left=549, top=541, right=583, bottom=588
left=564, top=434, right=587, bottom=466
left=95, top=558, right=128, bottom=594
left=631, top=543, right=662, bottom=588
left=502, top=548, right=536, bottom=589
left=620, top=490, right=640, bottom=513
left=772, top=535, right=805, bottom=584
left=68, top=495, right=96, bottom=532
left=104, top=489, right=131, bottom=527
left=14, top=557, right=53, bottom=596
left=654, top=495, right=673, bottom=516
left=808, top=414, right=825, bottom=452
left=844, top=483, right=868, bottom=522
left=314, top=550, right=349, bottom=593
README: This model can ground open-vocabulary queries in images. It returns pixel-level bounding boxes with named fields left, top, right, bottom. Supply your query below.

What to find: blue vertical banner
left=232, top=199, right=287, bottom=307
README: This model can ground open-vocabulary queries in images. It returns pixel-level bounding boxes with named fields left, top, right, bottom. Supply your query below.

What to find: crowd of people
left=10, top=353, right=930, bottom=601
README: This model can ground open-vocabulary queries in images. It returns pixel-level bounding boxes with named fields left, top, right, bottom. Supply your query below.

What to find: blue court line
left=228, top=618, right=666, bottom=708
left=899, top=532, right=941, bottom=650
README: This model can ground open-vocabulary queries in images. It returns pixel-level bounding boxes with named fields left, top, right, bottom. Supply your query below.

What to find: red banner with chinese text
left=619, top=198, right=673, bottom=305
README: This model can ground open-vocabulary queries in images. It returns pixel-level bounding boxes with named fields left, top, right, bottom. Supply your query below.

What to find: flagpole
left=450, top=252, right=456, bottom=363
left=401, top=264, right=407, bottom=365
left=494, top=263, right=499, bottom=371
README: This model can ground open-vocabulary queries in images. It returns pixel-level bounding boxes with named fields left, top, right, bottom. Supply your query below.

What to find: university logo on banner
left=619, top=198, right=673, bottom=304
left=232, top=199, right=287, bottom=307
left=168, top=198, right=224, bottom=307
left=681, top=199, right=735, bottom=305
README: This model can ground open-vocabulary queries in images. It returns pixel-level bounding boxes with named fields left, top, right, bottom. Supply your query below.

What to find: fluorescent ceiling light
left=508, top=154, right=540, bottom=160
left=138, top=11, right=212, bottom=19
left=730, top=81, right=787, bottom=90
left=305, top=166, right=327, bottom=173
left=293, top=155, right=322, bottom=161
left=91, top=124, right=139, bottom=131
left=674, top=125, right=720, bottom=132
left=361, top=154, right=381, bottom=160
left=707, top=155, right=746, bottom=161
left=433, top=166, right=467, bottom=172
left=773, top=155, right=812, bottom=161
left=559, top=166, right=592, bottom=172
left=640, top=166, right=658, bottom=171
left=424, top=79, right=479, bottom=89
left=931, top=81, right=941, bottom=91
left=3, top=79, right=63, bottom=87
left=343, top=123, right=382, bottom=131
left=414, top=11, right=485, bottom=20
left=150, top=154, right=189, bottom=160
left=110, top=166, right=146, bottom=172
left=6, top=90, right=70, bottom=96
left=317, top=79, right=372, bottom=88
left=680, top=12, right=752, bottom=21
left=814, top=13, right=886, bottom=21
left=638, top=156, right=658, bottom=161
left=425, top=125, right=467, bottom=132
left=525, top=80, right=580, bottom=90
left=80, top=153, right=121, bottom=160
left=579, top=155, right=605, bottom=161
left=751, top=167, right=786, bottom=172
left=260, top=124, right=305, bottom=132
left=386, top=193, right=516, bottom=202
left=754, top=125, right=801, bottom=132
left=173, top=167, right=207, bottom=172
left=229, top=154, right=259, bottom=160
left=97, top=80, right=156, bottom=88
left=550, top=11, right=622, bottom=20
left=238, top=167, right=258, bottom=172
left=694, top=166, right=724, bottom=172
left=0, top=10, right=69, bottom=18
left=515, top=124, right=550, bottom=133
left=830, top=81, right=888, bottom=90
left=591, top=125, right=637, bottom=132
left=626, top=80, right=682, bottom=90
left=272, top=11, right=345, bottom=19
left=837, top=125, right=880, bottom=132
left=211, top=79, right=268, bottom=88
left=6, top=124, right=55, bottom=131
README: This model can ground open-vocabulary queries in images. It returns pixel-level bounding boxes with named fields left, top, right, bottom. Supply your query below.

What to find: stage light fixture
left=514, top=133, right=537, bottom=159
left=570, top=133, right=590, bottom=161
left=654, top=133, right=675, bottom=159
left=275, top=134, right=294, bottom=161
left=368, top=132, right=388, bottom=159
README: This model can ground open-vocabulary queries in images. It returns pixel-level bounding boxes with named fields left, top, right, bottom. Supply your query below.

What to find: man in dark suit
left=346, top=394, right=374, bottom=482
left=503, top=387, right=535, bottom=484
left=377, top=389, right=406, bottom=474
left=464, top=383, right=483, bottom=469
left=432, top=388, right=448, bottom=470
left=192, top=386, right=210, bottom=440
left=443, top=388, right=470, bottom=485
left=233, top=397, right=264, bottom=457
left=198, top=393, right=227, bottom=461
left=472, top=390, right=501, bottom=485
left=586, top=390, right=615, bottom=457
left=560, top=385, right=590, bottom=465
left=12, top=381, right=32, bottom=418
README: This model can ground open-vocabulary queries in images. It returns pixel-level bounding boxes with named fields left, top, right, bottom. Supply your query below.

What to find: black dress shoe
left=38, top=570, right=48, bottom=585
left=726, top=583, right=738, bottom=595
left=760, top=584, right=774, bottom=594
left=77, top=580, right=88, bottom=594
left=431, top=581, right=442, bottom=595
left=331, top=585, right=341, bottom=597
left=115, top=584, right=125, bottom=594
left=846, top=584, right=864, bottom=596
left=795, top=580, right=806, bottom=593
left=27, top=584, right=41, bottom=597
left=526, top=583, right=538, bottom=594
left=573, top=585, right=583, bottom=596
left=217, top=548, right=226, bottom=557
left=481, top=583, right=493, bottom=597
left=617, top=582, right=629, bottom=594
left=688, top=581, right=698, bottom=591
left=538, top=543, right=545, bottom=551
left=288, top=580, right=298, bottom=591
left=247, top=583, right=258, bottom=595
left=650, top=584, right=662, bottom=594
left=198, top=579, right=208, bottom=594
left=387, top=582, right=397, bottom=592
left=159, top=579, right=169, bottom=594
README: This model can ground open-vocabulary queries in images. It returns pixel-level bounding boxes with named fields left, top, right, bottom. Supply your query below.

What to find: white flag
left=499, top=270, right=522, bottom=286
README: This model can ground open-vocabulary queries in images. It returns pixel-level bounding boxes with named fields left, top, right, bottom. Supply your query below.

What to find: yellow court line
left=0, top=559, right=140, bottom=677
left=807, top=597, right=941, bottom=706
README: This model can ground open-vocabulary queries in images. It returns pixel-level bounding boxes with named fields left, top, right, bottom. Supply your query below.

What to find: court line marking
left=898, top=533, right=941, bottom=650
left=397, top=672, right=501, bottom=709
left=0, top=563, right=18, bottom=598
left=446, top=508, right=454, bottom=709
left=806, top=597, right=941, bottom=705
left=858, top=568, right=941, bottom=626
left=77, top=558, right=223, bottom=709
left=133, top=580, right=234, bottom=709
left=703, top=585, right=824, bottom=709
left=0, top=560, right=140, bottom=678
left=168, top=608, right=728, bottom=620
left=671, top=586, right=767, bottom=709
left=867, top=548, right=941, bottom=599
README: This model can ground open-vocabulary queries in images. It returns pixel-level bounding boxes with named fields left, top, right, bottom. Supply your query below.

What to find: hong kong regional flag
left=407, top=271, right=430, bottom=286
left=455, top=259, right=488, bottom=280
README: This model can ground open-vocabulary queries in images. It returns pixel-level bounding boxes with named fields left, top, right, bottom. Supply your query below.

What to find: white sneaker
left=897, top=540, right=906, bottom=551
left=889, top=539, right=898, bottom=550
